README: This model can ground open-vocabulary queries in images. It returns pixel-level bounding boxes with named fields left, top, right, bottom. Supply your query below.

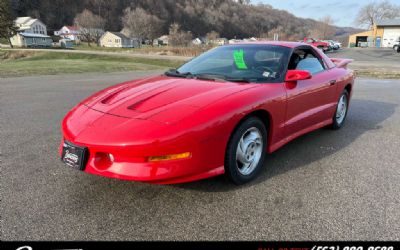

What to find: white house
left=10, top=17, right=52, bottom=47
left=154, top=35, right=169, bottom=46
left=54, top=26, right=80, bottom=42
left=210, top=38, right=228, bottom=46
left=14, top=16, right=47, bottom=35
left=192, top=38, right=203, bottom=45
left=99, top=32, right=139, bottom=48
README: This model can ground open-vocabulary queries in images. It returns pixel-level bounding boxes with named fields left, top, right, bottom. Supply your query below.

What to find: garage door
left=382, top=27, right=400, bottom=47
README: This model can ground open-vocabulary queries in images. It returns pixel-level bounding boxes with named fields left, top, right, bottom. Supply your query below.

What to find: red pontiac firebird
left=60, top=42, right=355, bottom=185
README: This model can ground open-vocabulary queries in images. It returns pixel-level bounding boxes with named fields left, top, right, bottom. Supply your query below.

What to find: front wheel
left=331, top=90, right=349, bottom=130
left=225, top=117, right=267, bottom=185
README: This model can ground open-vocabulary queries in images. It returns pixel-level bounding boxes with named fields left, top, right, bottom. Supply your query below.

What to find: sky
left=254, top=0, right=399, bottom=27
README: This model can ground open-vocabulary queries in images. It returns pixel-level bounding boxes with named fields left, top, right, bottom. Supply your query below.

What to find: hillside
left=10, top=0, right=361, bottom=42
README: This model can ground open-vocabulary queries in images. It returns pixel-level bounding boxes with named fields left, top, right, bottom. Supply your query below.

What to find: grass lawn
left=0, top=50, right=183, bottom=78
left=75, top=44, right=211, bottom=57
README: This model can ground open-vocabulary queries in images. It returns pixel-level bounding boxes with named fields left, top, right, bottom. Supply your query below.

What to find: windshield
left=173, top=44, right=291, bottom=83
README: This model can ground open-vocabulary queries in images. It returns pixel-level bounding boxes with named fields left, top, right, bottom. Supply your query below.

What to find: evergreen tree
left=0, top=0, right=17, bottom=48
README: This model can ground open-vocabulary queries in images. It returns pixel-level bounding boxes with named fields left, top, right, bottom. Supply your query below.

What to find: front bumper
left=60, top=104, right=228, bottom=184
left=59, top=137, right=225, bottom=185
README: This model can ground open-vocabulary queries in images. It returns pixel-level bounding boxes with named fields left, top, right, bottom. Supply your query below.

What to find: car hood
left=82, top=75, right=258, bottom=124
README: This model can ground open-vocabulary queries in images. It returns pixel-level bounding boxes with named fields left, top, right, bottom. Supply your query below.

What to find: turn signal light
left=148, top=152, right=191, bottom=162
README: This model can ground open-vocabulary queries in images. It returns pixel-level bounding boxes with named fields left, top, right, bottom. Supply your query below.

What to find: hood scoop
left=100, top=86, right=131, bottom=105
left=86, top=76, right=256, bottom=121
left=127, top=87, right=175, bottom=112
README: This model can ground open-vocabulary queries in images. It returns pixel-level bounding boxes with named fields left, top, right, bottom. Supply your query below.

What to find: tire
left=331, top=90, right=349, bottom=130
left=393, top=45, right=398, bottom=51
left=225, top=117, right=267, bottom=185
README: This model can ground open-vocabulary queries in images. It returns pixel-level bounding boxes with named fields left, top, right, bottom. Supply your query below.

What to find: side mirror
left=285, top=70, right=312, bottom=82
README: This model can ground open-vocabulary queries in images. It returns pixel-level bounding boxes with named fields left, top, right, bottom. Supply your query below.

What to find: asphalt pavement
left=330, top=47, right=400, bottom=73
left=1, top=72, right=399, bottom=240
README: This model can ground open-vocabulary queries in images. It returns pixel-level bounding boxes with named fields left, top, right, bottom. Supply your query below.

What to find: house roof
left=159, top=35, right=169, bottom=40
left=15, top=16, right=45, bottom=31
left=20, top=32, right=51, bottom=38
left=65, top=26, right=79, bottom=31
left=15, top=17, right=40, bottom=26
left=376, top=19, right=400, bottom=26
left=109, top=32, right=130, bottom=40
left=15, top=17, right=34, bottom=25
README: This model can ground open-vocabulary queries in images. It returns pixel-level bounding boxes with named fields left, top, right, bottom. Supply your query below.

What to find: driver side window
left=288, top=48, right=326, bottom=75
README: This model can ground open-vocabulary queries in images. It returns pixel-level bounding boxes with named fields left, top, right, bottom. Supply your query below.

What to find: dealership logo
left=15, top=247, right=82, bottom=250
left=16, top=247, right=33, bottom=250
left=64, top=150, right=79, bottom=163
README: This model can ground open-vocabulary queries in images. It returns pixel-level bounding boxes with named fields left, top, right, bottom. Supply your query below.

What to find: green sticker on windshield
left=233, top=49, right=248, bottom=70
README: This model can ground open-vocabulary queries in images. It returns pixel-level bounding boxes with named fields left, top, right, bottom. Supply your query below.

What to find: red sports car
left=60, top=42, right=355, bottom=185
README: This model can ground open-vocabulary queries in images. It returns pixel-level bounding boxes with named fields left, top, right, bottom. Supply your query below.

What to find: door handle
left=329, top=80, right=337, bottom=86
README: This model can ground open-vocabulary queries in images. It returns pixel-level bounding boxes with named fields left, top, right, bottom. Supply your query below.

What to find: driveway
left=1, top=72, right=399, bottom=240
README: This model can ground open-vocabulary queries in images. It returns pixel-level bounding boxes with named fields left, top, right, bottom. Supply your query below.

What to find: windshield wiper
left=164, top=69, right=193, bottom=78
left=195, top=74, right=253, bottom=83
left=165, top=70, right=252, bottom=83
left=193, top=74, right=227, bottom=82
left=225, top=77, right=253, bottom=83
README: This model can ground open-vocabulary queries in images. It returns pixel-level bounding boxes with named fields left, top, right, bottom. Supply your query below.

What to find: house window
left=115, top=39, right=120, bottom=43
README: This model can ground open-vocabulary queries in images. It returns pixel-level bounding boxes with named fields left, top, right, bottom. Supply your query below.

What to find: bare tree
left=311, top=15, right=335, bottom=40
left=206, top=30, right=219, bottom=43
left=89, top=0, right=106, bottom=17
left=11, top=0, right=362, bottom=43
left=169, top=23, right=193, bottom=47
left=74, top=9, right=105, bottom=46
left=122, top=7, right=163, bottom=47
left=356, top=1, right=400, bottom=28
left=236, top=0, right=251, bottom=4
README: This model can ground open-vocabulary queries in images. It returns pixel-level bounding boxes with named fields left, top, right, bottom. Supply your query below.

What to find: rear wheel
left=225, top=117, right=267, bottom=185
left=331, top=90, right=349, bottom=130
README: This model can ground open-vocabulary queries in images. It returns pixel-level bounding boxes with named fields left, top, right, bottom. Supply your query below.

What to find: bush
left=168, top=23, right=193, bottom=47
left=0, top=50, right=35, bottom=60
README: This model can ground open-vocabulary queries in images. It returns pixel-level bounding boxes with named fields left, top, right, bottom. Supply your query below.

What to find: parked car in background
left=334, top=41, right=342, bottom=49
left=303, top=38, right=330, bottom=52
left=393, top=37, right=400, bottom=52
left=326, top=40, right=341, bottom=50
left=52, top=37, right=74, bottom=49
left=323, top=40, right=337, bottom=50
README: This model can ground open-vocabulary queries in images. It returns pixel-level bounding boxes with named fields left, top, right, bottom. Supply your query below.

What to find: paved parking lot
left=1, top=72, right=400, bottom=240
left=329, top=48, right=400, bottom=77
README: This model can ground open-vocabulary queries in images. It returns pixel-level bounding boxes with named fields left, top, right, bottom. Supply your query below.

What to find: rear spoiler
left=330, top=58, right=354, bottom=69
